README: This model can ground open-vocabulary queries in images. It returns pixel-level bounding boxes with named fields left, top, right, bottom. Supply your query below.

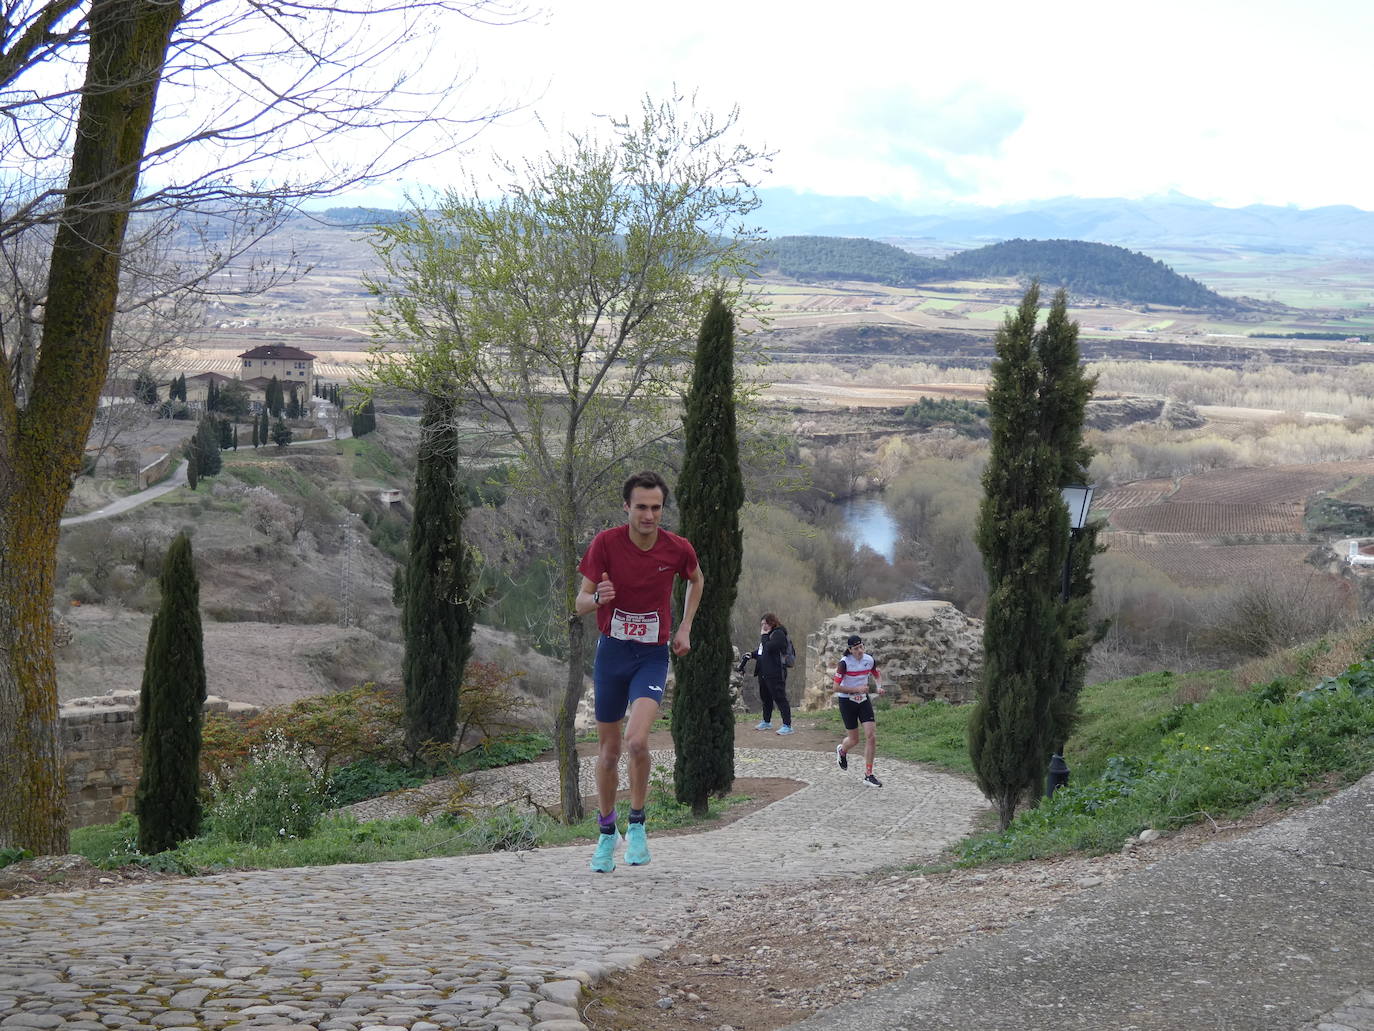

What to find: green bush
left=453, top=731, right=552, bottom=773
left=0, top=846, right=33, bottom=869
left=326, top=759, right=427, bottom=807
left=443, top=805, right=548, bottom=852
left=207, top=732, right=327, bottom=843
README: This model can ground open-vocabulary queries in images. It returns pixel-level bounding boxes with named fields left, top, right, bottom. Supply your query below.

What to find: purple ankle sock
left=598, top=809, right=617, bottom=834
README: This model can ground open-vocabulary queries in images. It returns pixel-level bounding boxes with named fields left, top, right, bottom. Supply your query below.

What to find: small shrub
left=454, top=731, right=552, bottom=773
left=71, top=813, right=143, bottom=869
left=134, top=850, right=200, bottom=875
left=454, top=806, right=546, bottom=853
left=326, top=759, right=426, bottom=807
left=64, top=573, right=100, bottom=604
left=201, top=684, right=408, bottom=788
left=0, top=847, right=33, bottom=869
left=207, top=732, right=327, bottom=843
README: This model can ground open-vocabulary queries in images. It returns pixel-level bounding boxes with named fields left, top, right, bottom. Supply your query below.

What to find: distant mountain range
left=753, top=188, right=1374, bottom=256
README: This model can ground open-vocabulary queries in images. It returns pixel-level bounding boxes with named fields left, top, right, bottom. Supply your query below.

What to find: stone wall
left=137, top=451, right=176, bottom=490
left=60, top=692, right=257, bottom=829
left=802, top=600, right=983, bottom=711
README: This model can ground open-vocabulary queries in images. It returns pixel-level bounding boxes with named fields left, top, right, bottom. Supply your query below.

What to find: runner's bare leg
left=624, top=696, right=660, bottom=810
left=595, top=720, right=623, bottom=817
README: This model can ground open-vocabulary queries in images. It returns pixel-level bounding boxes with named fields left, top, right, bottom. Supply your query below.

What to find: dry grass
left=1232, top=619, right=1374, bottom=690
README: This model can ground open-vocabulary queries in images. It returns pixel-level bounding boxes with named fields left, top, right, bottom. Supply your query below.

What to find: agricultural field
left=1107, top=502, right=1303, bottom=536
left=1095, top=460, right=1374, bottom=587
left=1099, top=534, right=1320, bottom=588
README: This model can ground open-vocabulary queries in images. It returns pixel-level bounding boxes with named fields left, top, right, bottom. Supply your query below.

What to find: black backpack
left=782, top=629, right=797, bottom=668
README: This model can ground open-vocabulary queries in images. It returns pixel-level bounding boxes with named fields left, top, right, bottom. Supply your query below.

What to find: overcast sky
left=333, top=0, right=1374, bottom=212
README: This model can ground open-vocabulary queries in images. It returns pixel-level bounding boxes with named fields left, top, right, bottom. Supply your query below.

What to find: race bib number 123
left=611, top=608, right=660, bottom=642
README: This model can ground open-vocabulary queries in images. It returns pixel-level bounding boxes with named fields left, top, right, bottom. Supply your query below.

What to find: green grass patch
left=1065, top=671, right=1229, bottom=782
left=863, top=700, right=975, bottom=776
left=953, top=665, right=1374, bottom=866
left=71, top=758, right=752, bottom=873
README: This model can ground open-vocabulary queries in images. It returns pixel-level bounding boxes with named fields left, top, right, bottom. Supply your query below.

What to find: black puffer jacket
left=755, top=625, right=789, bottom=680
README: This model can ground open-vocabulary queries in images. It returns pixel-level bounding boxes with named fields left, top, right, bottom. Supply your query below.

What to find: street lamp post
left=1048, top=484, right=1095, bottom=797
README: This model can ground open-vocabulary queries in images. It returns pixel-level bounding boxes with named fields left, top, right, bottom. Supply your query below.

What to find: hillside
left=756, top=234, right=1239, bottom=310
left=753, top=235, right=941, bottom=286
left=943, top=238, right=1237, bottom=310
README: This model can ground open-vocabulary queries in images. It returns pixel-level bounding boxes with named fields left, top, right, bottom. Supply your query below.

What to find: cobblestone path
left=0, top=749, right=985, bottom=1031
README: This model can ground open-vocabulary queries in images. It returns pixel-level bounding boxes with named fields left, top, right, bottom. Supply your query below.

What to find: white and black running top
left=833, top=653, right=879, bottom=701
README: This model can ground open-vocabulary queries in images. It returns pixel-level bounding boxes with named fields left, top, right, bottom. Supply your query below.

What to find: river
left=838, top=495, right=900, bottom=562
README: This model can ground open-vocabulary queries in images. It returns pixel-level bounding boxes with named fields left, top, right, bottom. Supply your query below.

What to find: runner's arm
left=575, top=573, right=614, bottom=616
left=671, top=564, right=705, bottom=655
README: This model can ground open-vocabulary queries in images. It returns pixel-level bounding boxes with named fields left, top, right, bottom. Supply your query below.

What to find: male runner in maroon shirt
left=575, top=470, right=704, bottom=872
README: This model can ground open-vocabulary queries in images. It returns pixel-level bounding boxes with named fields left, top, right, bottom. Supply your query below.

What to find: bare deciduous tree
left=0, top=0, right=524, bottom=853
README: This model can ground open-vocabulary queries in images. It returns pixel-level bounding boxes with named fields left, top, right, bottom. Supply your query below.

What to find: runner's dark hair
left=622, top=470, right=670, bottom=505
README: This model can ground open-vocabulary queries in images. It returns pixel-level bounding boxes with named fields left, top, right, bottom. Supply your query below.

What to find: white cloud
left=325, top=0, right=1374, bottom=211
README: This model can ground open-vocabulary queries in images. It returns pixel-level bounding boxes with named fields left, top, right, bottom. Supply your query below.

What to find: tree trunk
left=998, top=793, right=1018, bottom=832
left=557, top=614, right=586, bottom=824
left=0, top=495, right=66, bottom=853
left=0, top=0, right=183, bottom=853
left=553, top=472, right=588, bottom=824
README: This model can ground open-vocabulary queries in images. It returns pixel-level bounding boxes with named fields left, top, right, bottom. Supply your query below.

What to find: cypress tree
left=969, top=282, right=1095, bottom=830
left=671, top=293, right=744, bottom=816
left=186, top=451, right=198, bottom=490
left=1037, top=289, right=1102, bottom=754
left=232, top=425, right=239, bottom=451
left=218, top=418, right=232, bottom=450
left=402, top=394, right=478, bottom=755
left=351, top=399, right=376, bottom=437
left=135, top=533, right=207, bottom=854
left=268, top=376, right=282, bottom=417
left=196, top=418, right=222, bottom=475
left=259, top=407, right=269, bottom=446
left=271, top=418, right=292, bottom=447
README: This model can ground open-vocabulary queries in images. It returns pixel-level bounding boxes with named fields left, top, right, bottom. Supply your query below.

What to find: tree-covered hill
left=943, top=238, right=1236, bottom=310
left=752, top=235, right=942, bottom=286
left=754, top=234, right=1239, bottom=310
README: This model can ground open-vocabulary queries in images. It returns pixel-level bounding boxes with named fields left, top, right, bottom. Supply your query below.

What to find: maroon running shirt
left=578, top=525, right=699, bottom=646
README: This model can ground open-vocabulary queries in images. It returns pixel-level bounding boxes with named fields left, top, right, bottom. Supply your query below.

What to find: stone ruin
left=59, top=690, right=259, bottom=829
left=801, top=600, right=983, bottom=711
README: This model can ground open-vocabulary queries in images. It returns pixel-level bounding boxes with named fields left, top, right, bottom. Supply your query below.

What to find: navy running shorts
left=593, top=635, right=669, bottom=723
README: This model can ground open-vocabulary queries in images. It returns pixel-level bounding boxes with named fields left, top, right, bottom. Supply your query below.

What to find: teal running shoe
left=754, top=721, right=772, bottom=730
left=590, top=830, right=621, bottom=873
left=776, top=725, right=794, bottom=735
left=624, top=822, right=651, bottom=866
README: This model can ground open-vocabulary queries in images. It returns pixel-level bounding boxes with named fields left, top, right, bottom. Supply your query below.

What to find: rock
left=802, top=601, right=984, bottom=710
left=1138, top=828, right=1161, bottom=843
left=656, top=997, right=675, bottom=1010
